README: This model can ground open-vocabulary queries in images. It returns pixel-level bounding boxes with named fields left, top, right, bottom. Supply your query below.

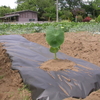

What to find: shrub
left=60, top=10, right=73, bottom=21
left=61, top=20, right=71, bottom=23
left=76, top=15, right=83, bottom=22
left=83, top=17, right=92, bottom=22
left=90, top=19, right=95, bottom=23
left=96, top=15, right=100, bottom=22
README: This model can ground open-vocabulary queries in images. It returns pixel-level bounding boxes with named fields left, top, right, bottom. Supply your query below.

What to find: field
left=0, top=22, right=100, bottom=100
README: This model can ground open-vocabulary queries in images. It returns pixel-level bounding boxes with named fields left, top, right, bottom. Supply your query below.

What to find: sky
left=0, top=0, right=17, bottom=9
left=0, top=0, right=93, bottom=9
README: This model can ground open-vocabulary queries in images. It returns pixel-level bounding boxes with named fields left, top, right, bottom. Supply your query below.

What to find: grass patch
left=18, top=85, right=31, bottom=100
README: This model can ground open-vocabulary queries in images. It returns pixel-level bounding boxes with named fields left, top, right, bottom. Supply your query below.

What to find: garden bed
left=0, top=32, right=100, bottom=100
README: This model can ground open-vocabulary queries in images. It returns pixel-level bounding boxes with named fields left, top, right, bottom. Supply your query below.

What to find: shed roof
left=5, top=10, right=37, bottom=15
left=0, top=14, right=19, bottom=19
left=5, top=14, right=19, bottom=18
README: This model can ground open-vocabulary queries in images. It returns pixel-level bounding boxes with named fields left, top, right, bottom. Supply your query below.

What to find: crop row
left=0, top=22, right=100, bottom=35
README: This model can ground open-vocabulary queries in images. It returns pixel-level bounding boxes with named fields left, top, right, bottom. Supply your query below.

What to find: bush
left=83, top=17, right=92, bottom=22
left=96, top=15, right=100, bottom=22
left=76, top=15, right=83, bottom=22
left=90, top=19, right=95, bottom=23
left=61, top=20, right=71, bottom=23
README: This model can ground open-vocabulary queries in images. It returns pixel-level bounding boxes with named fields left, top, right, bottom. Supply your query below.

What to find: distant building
left=0, top=10, right=38, bottom=22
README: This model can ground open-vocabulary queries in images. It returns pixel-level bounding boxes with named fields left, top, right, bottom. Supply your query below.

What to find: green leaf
left=46, top=26, right=64, bottom=47
left=50, top=47, right=59, bottom=53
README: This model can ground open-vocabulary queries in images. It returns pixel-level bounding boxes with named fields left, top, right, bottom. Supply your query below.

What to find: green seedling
left=46, top=26, right=64, bottom=59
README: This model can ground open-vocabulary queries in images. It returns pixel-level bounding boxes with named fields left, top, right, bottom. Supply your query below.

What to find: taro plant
left=45, top=26, right=64, bottom=59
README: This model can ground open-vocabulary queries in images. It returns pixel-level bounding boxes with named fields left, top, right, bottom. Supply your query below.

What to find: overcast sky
left=0, top=0, right=93, bottom=9
left=0, top=0, right=17, bottom=9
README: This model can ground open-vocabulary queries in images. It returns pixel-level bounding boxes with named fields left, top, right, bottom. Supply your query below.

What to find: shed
left=0, top=10, right=38, bottom=22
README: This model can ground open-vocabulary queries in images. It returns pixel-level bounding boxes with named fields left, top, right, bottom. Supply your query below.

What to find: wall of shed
left=18, top=12, right=38, bottom=22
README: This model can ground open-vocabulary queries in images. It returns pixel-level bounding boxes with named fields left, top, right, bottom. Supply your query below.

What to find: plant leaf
left=46, top=26, right=64, bottom=47
left=50, top=47, right=59, bottom=53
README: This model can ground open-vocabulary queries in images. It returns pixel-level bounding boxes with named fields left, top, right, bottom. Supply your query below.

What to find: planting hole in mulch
left=40, top=59, right=77, bottom=71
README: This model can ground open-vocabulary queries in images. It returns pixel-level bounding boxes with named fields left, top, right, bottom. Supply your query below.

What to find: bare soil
left=40, top=59, right=76, bottom=71
left=0, top=44, right=31, bottom=100
left=0, top=32, right=100, bottom=100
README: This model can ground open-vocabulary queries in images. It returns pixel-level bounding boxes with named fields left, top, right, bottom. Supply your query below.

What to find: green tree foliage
left=58, top=0, right=85, bottom=21
left=92, top=0, right=100, bottom=10
left=0, top=6, right=15, bottom=17
left=92, top=0, right=100, bottom=17
left=16, top=0, right=56, bottom=21
left=81, top=2, right=94, bottom=17
left=59, top=10, right=73, bottom=21
left=42, top=6, right=56, bottom=21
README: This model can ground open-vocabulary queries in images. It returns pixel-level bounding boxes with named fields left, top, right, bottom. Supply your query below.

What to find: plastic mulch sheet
left=0, top=35, right=100, bottom=100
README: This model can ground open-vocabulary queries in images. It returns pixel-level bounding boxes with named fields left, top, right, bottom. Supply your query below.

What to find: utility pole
left=56, top=0, right=58, bottom=22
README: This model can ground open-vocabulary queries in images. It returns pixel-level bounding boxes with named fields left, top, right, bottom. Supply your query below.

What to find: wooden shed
left=0, top=10, right=38, bottom=22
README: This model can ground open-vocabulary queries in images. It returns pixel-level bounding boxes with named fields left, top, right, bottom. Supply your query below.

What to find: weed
left=0, top=75, right=4, bottom=79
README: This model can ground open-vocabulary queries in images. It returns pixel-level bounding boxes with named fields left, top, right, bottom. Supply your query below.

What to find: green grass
left=21, top=96, right=31, bottom=100
left=18, top=85, right=31, bottom=100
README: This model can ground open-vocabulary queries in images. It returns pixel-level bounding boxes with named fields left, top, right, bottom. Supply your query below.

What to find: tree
left=71, top=8, right=86, bottom=16
left=0, top=6, right=15, bottom=17
left=92, top=0, right=100, bottom=17
left=81, top=2, right=94, bottom=17
left=58, top=0, right=83, bottom=10
left=16, top=0, right=56, bottom=21
left=16, top=0, right=99, bottom=21
left=42, top=6, right=56, bottom=21
left=92, top=0, right=100, bottom=10
left=59, top=10, right=73, bottom=21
